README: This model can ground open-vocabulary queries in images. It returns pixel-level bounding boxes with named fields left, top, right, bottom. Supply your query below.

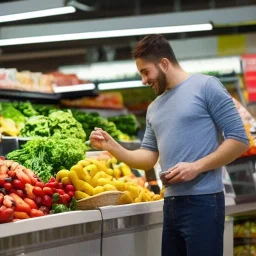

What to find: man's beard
left=154, top=69, right=168, bottom=96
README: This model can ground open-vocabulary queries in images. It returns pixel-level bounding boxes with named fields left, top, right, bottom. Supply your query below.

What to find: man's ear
left=159, top=58, right=169, bottom=72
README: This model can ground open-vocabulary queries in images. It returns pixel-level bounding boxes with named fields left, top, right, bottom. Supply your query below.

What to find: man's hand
left=161, top=162, right=200, bottom=185
left=89, top=127, right=116, bottom=151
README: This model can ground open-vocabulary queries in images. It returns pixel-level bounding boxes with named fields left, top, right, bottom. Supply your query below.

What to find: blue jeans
left=162, top=192, right=225, bottom=256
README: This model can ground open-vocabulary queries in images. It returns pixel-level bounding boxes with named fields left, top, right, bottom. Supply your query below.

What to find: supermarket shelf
left=234, top=238, right=256, bottom=246
left=226, top=202, right=256, bottom=217
left=0, top=87, right=99, bottom=103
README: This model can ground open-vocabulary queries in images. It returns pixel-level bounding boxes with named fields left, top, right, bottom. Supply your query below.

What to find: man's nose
left=142, top=77, right=147, bottom=85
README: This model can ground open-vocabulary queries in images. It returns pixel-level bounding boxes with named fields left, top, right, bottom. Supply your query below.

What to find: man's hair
left=132, top=34, right=178, bottom=65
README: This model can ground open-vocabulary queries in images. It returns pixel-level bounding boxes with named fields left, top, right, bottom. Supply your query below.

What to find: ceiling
left=0, top=0, right=255, bottom=72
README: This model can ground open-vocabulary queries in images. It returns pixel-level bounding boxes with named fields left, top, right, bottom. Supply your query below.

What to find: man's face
left=136, top=58, right=167, bottom=96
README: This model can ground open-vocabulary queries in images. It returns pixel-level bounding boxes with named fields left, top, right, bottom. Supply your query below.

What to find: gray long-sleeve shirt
left=141, top=74, right=249, bottom=197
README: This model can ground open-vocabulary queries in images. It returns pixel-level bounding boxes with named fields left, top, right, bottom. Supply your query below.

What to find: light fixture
left=53, top=83, right=96, bottom=93
left=0, top=6, right=76, bottom=23
left=98, top=81, right=147, bottom=90
left=0, top=23, right=213, bottom=46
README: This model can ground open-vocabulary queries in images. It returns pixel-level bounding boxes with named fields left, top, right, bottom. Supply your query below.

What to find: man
left=90, top=34, right=249, bottom=256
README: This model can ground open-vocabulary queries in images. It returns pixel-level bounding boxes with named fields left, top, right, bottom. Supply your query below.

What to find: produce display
left=20, top=110, right=86, bottom=141
left=107, top=114, right=139, bottom=136
left=0, top=158, right=76, bottom=224
left=0, top=101, right=138, bottom=141
left=234, top=245, right=256, bottom=256
left=6, top=135, right=87, bottom=182
left=56, top=152, right=162, bottom=204
left=234, top=221, right=256, bottom=238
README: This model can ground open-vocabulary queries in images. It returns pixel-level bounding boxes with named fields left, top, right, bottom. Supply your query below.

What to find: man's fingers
left=167, top=173, right=183, bottom=184
left=165, top=168, right=179, bottom=180
left=90, top=131, right=105, bottom=140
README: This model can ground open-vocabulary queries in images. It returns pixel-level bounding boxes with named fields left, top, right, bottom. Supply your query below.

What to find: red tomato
left=32, top=187, right=45, bottom=197
left=42, top=195, right=52, bottom=209
left=42, top=187, right=53, bottom=196
left=16, top=190, right=25, bottom=198
left=67, top=191, right=75, bottom=198
left=3, top=183, right=12, bottom=191
left=35, top=182, right=44, bottom=189
left=13, top=179, right=25, bottom=190
left=56, top=189, right=65, bottom=195
left=65, top=185, right=75, bottom=192
left=35, top=196, right=43, bottom=207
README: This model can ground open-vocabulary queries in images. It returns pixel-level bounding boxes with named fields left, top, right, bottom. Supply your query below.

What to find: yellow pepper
left=93, top=186, right=104, bottom=195
left=103, top=184, right=117, bottom=191
left=75, top=191, right=89, bottom=200
left=56, top=170, right=70, bottom=182
left=61, top=176, right=72, bottom=185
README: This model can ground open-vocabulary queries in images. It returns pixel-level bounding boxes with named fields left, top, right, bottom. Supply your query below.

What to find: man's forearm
left=108, top=141, right=159, bottom=171
left=194, top=139, right=249, bottom=174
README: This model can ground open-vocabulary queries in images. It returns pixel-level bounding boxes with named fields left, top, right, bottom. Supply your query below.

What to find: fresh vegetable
left=42, top=195, right=52, bottom=209
left=20, top=110, right=86, bottom=142
left=7, top=135, right=86, bottom=182
left=14, top=211, right=30, bottom=219
left=30, top=209, right=44, bottom=218
left=0, top=206, right=14, bottom=223
left=32, top=187, right=44, bottom=197
left=9, top=193, right=31, bottom=214
left=24, top=198, right=38, bottom=210
left=13, top=101, right=38, bottom=117
left=20, top=115, right=50, bottom=137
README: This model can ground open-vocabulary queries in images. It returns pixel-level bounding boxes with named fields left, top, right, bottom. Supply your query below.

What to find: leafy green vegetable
left=20, top=115, right=50, bottom=137
left=108, top=114, right=139, bottom=136
left=7, top=135, right=86, bottom=182
left=20, top=110, right=86, bottom=141
left=48, top=110, right=86, bottom=142
left=13, top=101, right=38, bottom=117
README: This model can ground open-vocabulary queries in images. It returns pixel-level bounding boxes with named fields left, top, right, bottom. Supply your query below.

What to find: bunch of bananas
left=56, top=156, right=162, bottom=204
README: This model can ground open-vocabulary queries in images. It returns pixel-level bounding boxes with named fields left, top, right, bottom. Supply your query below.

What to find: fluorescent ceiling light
left=0, top=23, right=212, bottom=46
left=53, top=83, right=95, bottom=93
left=0, top=6, right=76, bottom=23
left=98, top=81, right=147, bottom=90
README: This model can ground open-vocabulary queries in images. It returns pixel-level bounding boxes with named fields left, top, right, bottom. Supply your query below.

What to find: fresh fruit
left=50, top=177, right=56, bottom=182
left=74, top=191, right=89, bottom=200
left=61, top=194, right=71, bottom=205
left=0, top=206, right=14, bottom=223
left=32, top=187, right=44, bottom=197
left=0, top=194, right=4, bottom=205
left=103, top=184, right=117, bottom=191
left=42, top=195, right=52, bottom=209
left=25, top=184, right=36, bottom=200
left=35, top=182, right=44, bottom=189
left=67, top=191, right=75, bottom=198
left=35, top=196, right=43, bottom=207
left=43, top=187, right=53, bottom=196
left=93, top=186, right=104, bottom=195
left=3, top=183, right=12, bottom=192
left=9, top=193, right=31, bottom=214
left=13, top=179, right=25, bottom=190
left=24, top=198, right=38, bottom=210
left=3, top=195, right=15, bottom=208
left=0, top=174, right=8, bottom=186
left=65, top=185, right=75, bottom=192
left=16, top=190, right=25, bottom=198
left=56, top=189, right=65, bottom=195
left=14, top=211, right=30, bottom=219
left=45, top=182, right=59, bottom=189
left=30, top=209, right=44, bottom=218
left=56, top=170, right=70, bottom=182
left=59, top=183, right=64, bottom=190
left=61, top=177, right=72, bottom=186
